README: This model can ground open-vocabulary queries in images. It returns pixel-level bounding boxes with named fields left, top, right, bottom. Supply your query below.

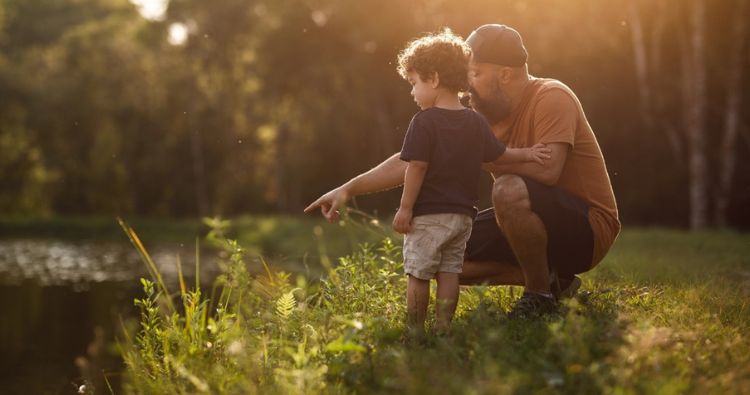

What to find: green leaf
left=325, top=338, right=366, bottom=353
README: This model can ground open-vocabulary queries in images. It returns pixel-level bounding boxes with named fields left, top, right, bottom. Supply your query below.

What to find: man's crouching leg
left=492, top=175, right=551, bottom=295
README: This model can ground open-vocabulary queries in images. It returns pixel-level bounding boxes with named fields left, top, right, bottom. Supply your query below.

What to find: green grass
left=116, top=223, right=750, bottom=394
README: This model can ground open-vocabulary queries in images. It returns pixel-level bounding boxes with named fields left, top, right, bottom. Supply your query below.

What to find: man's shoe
left=549, top=269, right=582, bottom=300
left=551, top=275, right=582, bottom=300
left=508, top=292, right=558, bottom=319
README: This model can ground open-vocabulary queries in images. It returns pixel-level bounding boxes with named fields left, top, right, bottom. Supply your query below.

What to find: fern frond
left=275, top=290, right=297, bottom=319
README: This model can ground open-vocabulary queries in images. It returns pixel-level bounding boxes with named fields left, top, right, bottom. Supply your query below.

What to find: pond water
left=0, top=239, right=221, bottom=394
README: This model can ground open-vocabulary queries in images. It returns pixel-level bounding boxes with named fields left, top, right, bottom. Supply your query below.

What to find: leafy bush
left=119, top=221, right=750, bottom=394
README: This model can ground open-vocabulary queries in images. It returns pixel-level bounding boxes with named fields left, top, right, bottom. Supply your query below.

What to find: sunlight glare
left=311, top=10, right=328, bottom=27
left=131, top=0, right=169, bottom=21
left=168, top=23, right=188, bottom=46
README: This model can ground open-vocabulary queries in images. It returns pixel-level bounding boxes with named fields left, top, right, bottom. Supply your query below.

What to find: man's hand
left=392, top=207, right=413, bottom=234
left=303, top=186, right=350, bottom=223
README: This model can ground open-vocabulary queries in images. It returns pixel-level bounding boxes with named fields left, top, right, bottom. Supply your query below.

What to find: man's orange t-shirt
left=492, top=78, right=620, bottom=266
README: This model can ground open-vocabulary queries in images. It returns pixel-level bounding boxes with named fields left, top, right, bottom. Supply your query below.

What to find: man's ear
left=496, top=67, right=513, bottom=84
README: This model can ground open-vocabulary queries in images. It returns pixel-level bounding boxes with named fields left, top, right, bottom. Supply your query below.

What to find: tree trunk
left=190, top=128, right=210, bottom=217
left=628, top=0, right=683, bottom=160
left=628, top=1, right=654, bottom=129
left=683, top=0, right=709, bottom=230
left=276, top=123, right=291, bottom=212
left=373, top=93, right=397, bottom=160
left=714, top=0, right=748, bottom=227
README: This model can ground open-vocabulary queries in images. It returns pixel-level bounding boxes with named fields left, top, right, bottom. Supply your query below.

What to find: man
left=304, top=24, right=620, bottom=318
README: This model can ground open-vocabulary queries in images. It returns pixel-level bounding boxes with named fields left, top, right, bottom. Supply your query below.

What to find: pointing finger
left=303, top=200, right=319, bottom=213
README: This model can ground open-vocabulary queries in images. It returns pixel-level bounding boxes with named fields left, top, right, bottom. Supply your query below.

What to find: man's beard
left=468, top=86, right=512, bottom=124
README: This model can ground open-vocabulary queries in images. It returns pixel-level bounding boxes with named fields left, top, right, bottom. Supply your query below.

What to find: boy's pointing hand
left=304, top=186, right=350, bottom=223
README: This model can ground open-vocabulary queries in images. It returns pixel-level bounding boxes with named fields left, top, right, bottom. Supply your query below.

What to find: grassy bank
left=116, top=225, right=750, bottom=394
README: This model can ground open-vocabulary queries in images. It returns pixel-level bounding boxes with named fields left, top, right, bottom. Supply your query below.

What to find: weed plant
left=117, top=219, right=750, bottom=394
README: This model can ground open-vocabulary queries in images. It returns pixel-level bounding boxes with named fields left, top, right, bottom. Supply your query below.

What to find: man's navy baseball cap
left=466, top=24, right=527, bottom=67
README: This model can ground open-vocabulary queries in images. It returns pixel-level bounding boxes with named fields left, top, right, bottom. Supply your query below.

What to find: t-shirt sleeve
left=478, top=115, right=506, bottom=162
left=400, top=113, right=431, bottom=162
left=534, top=88, right=578, bottom=148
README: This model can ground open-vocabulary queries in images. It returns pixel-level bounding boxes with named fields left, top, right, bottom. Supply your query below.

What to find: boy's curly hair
left=397, top=28, right=471, bottom=92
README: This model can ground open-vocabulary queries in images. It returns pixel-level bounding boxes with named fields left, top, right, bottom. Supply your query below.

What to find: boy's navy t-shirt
left=400, top=107, right=506, bottom=218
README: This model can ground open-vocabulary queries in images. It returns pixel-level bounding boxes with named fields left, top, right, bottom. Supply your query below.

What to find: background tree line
left=0, top=0, right=748, bottom=229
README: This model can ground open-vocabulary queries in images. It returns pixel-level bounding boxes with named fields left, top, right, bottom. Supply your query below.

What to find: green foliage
left=1, top=0, right=749, bottom=224
left=0, top=114, right=55, bottom=213
left=120, top=225, right=750, bottom=394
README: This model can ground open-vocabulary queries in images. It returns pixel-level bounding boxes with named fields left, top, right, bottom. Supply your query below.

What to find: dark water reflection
left=0, top=239, right=220, bottom=394
left=0, top=281, right=140, bottom=394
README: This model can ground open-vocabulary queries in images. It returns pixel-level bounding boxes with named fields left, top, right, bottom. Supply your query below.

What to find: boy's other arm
left=393, top=160, right=428, bottom=234
left=304, top=152, right=407, bottom=222
left=492, top=144, right=551, bottom=165
left=482, top=143, right=569, bottom=186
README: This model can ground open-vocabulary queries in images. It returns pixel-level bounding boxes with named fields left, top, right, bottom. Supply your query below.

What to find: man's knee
left=492, top=175, right=530, bottom=212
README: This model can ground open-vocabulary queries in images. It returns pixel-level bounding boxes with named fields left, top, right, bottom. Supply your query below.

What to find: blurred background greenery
left=0, top=0, right=748, bottom=228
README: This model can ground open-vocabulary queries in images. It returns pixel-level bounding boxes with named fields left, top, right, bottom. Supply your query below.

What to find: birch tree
left=628, top=0, right=744, bottom=230
left=715, top=0, right=748, bottom=227
left=682, top=0, right=709, bottom=230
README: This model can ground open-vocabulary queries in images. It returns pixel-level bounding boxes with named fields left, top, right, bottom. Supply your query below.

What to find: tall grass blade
left=117, top=217, right=175, bottom=312
left=312, top=225, right=338, bottom=284
left=195, top=237, right=200, bottom=291
left=117, top=314, right=131, bottom=343
left=176, top=254, right=187, bottom=297
left=102, top=372, right=115, bottom=395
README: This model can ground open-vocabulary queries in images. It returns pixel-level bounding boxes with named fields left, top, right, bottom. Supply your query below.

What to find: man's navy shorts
left=464, top=177, right=594, bottom=279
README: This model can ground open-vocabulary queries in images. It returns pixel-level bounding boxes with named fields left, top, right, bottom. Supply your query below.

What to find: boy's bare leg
left=435, top=271, right=459, bottom=331
left=406, top=274, right=430, bottom=332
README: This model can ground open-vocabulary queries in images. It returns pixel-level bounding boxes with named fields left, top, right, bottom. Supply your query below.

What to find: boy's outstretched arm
left=393, top=160, right=428, bottom=234
left=304, top=152, right=407, bottom=222
left=483, top=142, right=569, bottom=186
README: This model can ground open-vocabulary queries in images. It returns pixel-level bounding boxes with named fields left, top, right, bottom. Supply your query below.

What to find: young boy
left=392, top=29, right=550, bottom=332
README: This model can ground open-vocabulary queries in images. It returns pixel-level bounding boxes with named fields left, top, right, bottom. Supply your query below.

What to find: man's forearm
left=344, top=152, right=407, bottom=196
left=484, top=142, right=568, bottom=185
